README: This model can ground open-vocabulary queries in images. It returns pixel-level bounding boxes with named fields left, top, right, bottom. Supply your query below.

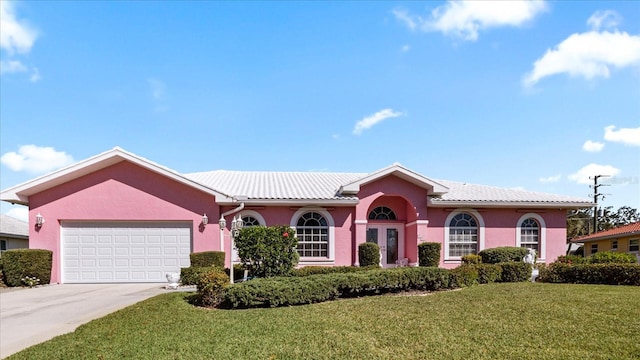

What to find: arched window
left=241, top=216, right=260, bottom=227
left=516, top=213, right=546, bottom=260
left=368, top=206, right=397, bottom=220
left=296, top=211, right=329, bottom=258
left=520, top=218, right=540, bottom=253
left=448, top=213, right=478, bottom=257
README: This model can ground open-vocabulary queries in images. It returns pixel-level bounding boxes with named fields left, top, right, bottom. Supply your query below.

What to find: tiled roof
left=432, top=180, right=593, bottom=205
left=0, top=214, right=29, bottom=237
left=185, top=169, right=592, bottom=206
left=571, top=222, right=640, bottom=243
left=185, top=170, right=365, bottom=201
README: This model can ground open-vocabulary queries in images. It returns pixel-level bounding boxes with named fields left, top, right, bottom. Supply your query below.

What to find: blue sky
left=1, top=0, right=639, bottom=222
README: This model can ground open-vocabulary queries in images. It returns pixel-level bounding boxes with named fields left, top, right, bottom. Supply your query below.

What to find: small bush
left=589, top=251, right=637, bottom=264
left=418, top=242, right=441, bottom=267
left=479, top=247, right=528, bottom=264
left=497, top=262, right=531, bottom=282
left=474, top=263, right=503, bottom=284
left=181, top=266, right=222, bottom=285
left=461, top=254, right=482, bottom=265
left=196, top=268, right=230, bottom=307
left=190, top=251, right=225, bottom=268
left=555, top=255, right=588, bottom=265
left=2, top=249, right=52, bottom=287
left=358, top=242, right=380, bottom=267
left=234, top=225, right=299, bottom=278
left=449, top=265, right=478, bottom=287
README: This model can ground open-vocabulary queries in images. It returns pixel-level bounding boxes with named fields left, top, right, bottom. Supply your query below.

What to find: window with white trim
left=296, top=212, right=329, bottom=258
left=368, top=206, right=397, bottom=220
left=591, top=243, right=598, bottom=254
left=630, top=239, right=639, bottom=252
left=448, top=213, right=478, bottom=257
left=611, top=240, right=618, bottom=251
left=241, top=216, right=260, bottom=227
left=520, top=218, right=540, bottom=253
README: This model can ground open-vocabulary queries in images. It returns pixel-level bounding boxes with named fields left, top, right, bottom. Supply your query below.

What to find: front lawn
left=9, top=283, right=640, bottom=360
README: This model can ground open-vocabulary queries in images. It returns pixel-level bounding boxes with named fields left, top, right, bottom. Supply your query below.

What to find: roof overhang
left=339, top=163, right=449, bottom=196
left=0, top=147, right=234, bottom=205
left=216, top=199, right=360, bottom=206
left=571, top=230, right=640, bottom=243
left=428, top=199, right=595, bottom=209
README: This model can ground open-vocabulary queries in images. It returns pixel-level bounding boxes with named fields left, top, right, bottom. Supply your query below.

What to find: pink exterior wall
left=29, top=162, right=220, bottom=283
left=426, top=208, right=568, bottom=269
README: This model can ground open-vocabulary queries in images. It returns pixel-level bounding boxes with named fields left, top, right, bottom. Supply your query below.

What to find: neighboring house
left=0, top=214, right=29, bottom=252
left=570, top=222, right=640, bottom=259
left=0, top=147, right=593, bottom=284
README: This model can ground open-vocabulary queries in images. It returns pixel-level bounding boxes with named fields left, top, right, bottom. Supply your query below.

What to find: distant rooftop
left=0, top=214, right=29, bottom=238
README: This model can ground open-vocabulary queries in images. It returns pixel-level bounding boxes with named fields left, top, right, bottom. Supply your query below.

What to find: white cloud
left=0, top=59, right=27, bottom=74
left=5, top=207, right=28, bottom=222
left=604, top=125, right=640, bottom=147
left=393, top=1, right=547, bottom=41
left=29, top=67, right=40, bottom=82
left=587, top=10, right=621, bottom=31
left=401, top=44, right=411, bottom=52
left=582, top=140, right=605, bottom=152
left=523, top=12, right=640, bottom=86
left=0, top=0, right=38, bottom=55
left=539, top=174, right=561, bottom=184
left=1, top=145, right=75, bottom=174
left=568, top=163, right=620, bottom=185
left=353, top=108, right=404, bottom=135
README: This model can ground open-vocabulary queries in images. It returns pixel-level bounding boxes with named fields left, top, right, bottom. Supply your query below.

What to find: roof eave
left=217, top=199, right=360, bottom=206
left=340, top=164, right=449, bottom=195
left=571, top=231, right=640, bottom=243
left=0, top=147, right=234, bottom=205
left=428, top=200, right=595, bottom=209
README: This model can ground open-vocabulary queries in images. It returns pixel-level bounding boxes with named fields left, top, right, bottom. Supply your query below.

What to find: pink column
left=353, top=220, right=368, bottom=266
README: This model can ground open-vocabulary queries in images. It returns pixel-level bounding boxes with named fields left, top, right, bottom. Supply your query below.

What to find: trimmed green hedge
left=418, top=242, right=440, bottom=267
left=190, top=251, right=225, bottom=268
left=181, top=266, right=222, bottom=285
left=497, top=262, right=531, bottom=282
left=195, top=267, right=229, bottom=307
left=589, top=251, right=637, bottom=264
left=358, top=242, right=380, bottom=267
left=2, top=249, right=52, bottom=287
left=479, top=247, right=528, bottom=264
left=539, top=263, right=640, bottom=285
left=222, top=267, right=452, bottom=309
left=461, top=254, right=482, bottom=265
left=291, top=265, right=377, bottom=277
left=449, top=263, right=505, bottom=287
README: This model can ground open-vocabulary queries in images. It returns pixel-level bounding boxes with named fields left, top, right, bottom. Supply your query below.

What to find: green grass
left=9, top=283, right=640, bottom=360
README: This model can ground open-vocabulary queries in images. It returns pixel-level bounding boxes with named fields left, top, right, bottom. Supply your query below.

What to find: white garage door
left=62, top=222, right=191, bottom=283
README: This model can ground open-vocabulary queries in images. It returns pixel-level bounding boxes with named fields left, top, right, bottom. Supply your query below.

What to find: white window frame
left=239, top=210, right=266, bottom=227
left=591, top=243, right=598, bottom=255
left=290, top=208, right=335, bottom=264
left=611, top=240, right=618, bottom=251
left=444, top=209, right=485, bottom=261
left=515, top=213, right=547, bottom=261
left=629, top=239, right=639, bottom=253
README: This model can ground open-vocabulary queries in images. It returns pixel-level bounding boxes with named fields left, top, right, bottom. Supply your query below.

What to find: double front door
left=366, top=225, right=404, bottom=267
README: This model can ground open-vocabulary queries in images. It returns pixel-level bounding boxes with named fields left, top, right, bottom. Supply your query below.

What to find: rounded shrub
left=2, top=249, right=52, bottom=287
left=461, top=254, right=482, bottom=265
left=196, top=267, right=230, bottom=307
left=234, top=225, right=299, bottom=278
left=497, top=262, right=531, bottom=282
left=589, top=251, right=637, bottom=264
left=181, top=266, right=222, bottom=285
left=418, top=242, right=441, bottom=267
left=358, top=242, right=380, bottom=267
left=190, top=251, right=226, bottom=268
left=479, top=247, right=528, bottom=264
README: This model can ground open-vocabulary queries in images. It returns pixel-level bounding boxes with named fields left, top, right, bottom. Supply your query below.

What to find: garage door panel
left=62, top=222, right=192, bottom=283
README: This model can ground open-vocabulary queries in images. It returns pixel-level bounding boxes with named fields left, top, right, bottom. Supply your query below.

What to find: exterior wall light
left=202, top=213, right=208, bottom=225
left=35, top=213, right=45, bottom=227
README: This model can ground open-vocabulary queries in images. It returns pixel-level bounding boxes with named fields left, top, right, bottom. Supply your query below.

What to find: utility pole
left=590, top=175, right=610, bottom=234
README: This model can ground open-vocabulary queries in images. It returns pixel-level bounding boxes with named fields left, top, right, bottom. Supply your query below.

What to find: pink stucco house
left=0, top=147, right=592, bottom=284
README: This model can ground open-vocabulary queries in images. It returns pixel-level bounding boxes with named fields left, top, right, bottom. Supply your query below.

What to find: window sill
left=299, top=259, right=335, bottom=266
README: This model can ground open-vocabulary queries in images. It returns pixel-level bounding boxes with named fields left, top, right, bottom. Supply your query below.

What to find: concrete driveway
left=0, top=283, right=167, bottom=358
